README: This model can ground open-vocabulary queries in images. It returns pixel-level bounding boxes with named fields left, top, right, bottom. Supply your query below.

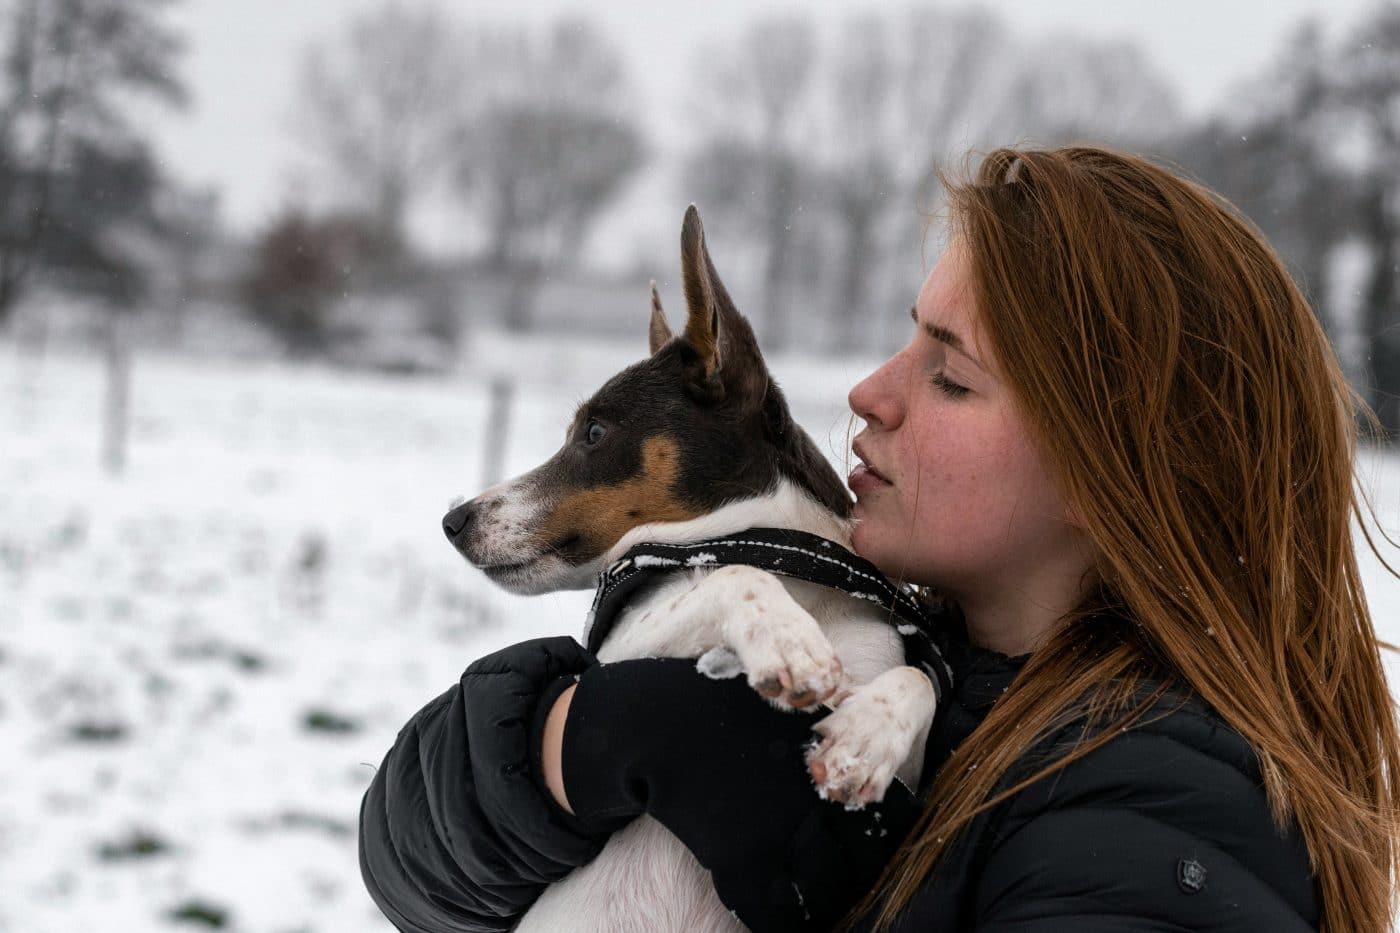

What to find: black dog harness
left=583, top=527, right=955, bottom=702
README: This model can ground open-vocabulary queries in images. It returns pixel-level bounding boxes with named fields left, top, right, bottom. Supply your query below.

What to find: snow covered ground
left=1, top=343, right=1396, bottom=932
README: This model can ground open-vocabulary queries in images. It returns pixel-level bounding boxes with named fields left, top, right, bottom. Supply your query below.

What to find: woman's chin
left=848, top=513, right=887, bottom=564
left=851, top=514, right=931, bottom=586
left=850, top=495, right=891, bottom=531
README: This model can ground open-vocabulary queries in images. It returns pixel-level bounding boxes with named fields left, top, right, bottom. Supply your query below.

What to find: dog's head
left=443, top=206, right=850, bottom=594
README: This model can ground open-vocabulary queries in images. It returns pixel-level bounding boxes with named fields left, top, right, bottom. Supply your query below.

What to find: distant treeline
left=1, top=2, right=1397, bottom=435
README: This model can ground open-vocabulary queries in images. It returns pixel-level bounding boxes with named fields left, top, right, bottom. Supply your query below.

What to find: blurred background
left=2, top=0, right=1399, bottom=930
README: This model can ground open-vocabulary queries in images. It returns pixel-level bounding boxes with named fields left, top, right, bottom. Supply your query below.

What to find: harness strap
left=583, top=527, right=954, bottom=702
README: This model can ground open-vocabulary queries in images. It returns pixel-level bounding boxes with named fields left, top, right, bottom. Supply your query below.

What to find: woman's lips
left=850, top=441, right=891, bottom=492
left=848, top=462, right=891, bottom=495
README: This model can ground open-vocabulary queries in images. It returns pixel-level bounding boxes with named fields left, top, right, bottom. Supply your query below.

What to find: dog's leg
left=804, top=665, right=936, bottom=809
left=647, top=565, right=846, bottom=711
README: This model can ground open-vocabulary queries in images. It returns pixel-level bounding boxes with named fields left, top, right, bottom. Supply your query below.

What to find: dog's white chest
left=597, top=569, right=905, bottom=684
left=518, top=565, right=915, bottom=933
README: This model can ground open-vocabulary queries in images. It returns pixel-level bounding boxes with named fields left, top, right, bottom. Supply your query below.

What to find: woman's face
left=847, top=241, right=1085, bottom=602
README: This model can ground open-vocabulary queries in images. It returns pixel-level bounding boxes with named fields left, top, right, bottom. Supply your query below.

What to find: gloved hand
left=360, top=636, right=924, bottom=933
left=359, top=635, right=615, bottom=933
left=562, top=657, right=924, bottom=931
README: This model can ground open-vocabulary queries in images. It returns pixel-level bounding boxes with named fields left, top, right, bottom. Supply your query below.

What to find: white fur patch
left=513, top=478, right=935, bottom=931
left=696, top=646, right=743, bottom=680
left=807, top=666, right=936, bottom=809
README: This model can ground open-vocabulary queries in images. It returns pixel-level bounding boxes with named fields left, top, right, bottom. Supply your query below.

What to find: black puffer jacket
left=359, top=631, right=1318, bottom=932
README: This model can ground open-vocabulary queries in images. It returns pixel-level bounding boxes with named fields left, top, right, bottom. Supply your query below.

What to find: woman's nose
left=848, top=352, right=904, bottom=430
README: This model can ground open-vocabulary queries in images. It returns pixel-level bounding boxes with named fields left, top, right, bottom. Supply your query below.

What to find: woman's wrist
left=542, top=682, right=578, bottom=814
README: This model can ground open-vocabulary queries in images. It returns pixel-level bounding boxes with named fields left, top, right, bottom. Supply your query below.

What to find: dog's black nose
left=443, top=501, right=477, bottom=541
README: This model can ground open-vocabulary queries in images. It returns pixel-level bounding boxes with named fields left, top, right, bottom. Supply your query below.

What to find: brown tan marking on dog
left=535, top=436, right=701, bottom=559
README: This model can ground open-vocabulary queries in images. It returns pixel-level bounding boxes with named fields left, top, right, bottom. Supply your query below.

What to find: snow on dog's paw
left=805, top=668, right=934, bottom=809
left=696, top=646, right=744, bottom=680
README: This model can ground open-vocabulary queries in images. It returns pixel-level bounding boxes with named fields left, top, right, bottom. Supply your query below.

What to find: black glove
left=359, top=635, right=613, bottom=933
left=562, top=657, right=923, bottom=932
left=360, top=637, right=923, bottom=933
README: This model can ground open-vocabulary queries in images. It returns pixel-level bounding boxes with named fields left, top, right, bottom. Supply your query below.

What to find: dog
left=442, top=206, right=938, bottom=932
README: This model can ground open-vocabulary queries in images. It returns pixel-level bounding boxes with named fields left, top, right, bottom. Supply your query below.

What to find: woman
left=359, top=146, right=1399, bottom=932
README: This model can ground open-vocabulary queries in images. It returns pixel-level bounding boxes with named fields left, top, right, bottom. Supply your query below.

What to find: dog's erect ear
left=680, top=207, right=722, bottom=384
left=678, top=205, right=768, bottom=405
left=648, top=280, right=673, bottom=355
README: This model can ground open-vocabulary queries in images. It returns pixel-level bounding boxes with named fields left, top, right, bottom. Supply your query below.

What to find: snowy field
left=1, top=342, right=1397, bottom=933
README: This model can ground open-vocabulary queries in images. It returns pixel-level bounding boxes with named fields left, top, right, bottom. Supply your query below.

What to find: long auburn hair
left=849, top=146, right=1400, bottom=932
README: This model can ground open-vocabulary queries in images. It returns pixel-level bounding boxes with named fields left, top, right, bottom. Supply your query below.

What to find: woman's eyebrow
left=909, top=305, right=988, bottom=373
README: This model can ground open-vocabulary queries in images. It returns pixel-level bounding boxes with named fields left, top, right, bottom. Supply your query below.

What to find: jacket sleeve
left=358, top=636, right=625, bottom=933
left=971, top=715, right=1319, bottom=932
left=561, top=657, right=924, bottom=932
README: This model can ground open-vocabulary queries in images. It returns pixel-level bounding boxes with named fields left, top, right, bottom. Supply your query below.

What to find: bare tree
left=1328, top=6, right=1400, bottom=436
left=797, top=8, right=1179, bottom=352
left=291, top=1, right=466, bottom=247
left=452, top=18, right=643, bottom=330
left=682, top=15, right=817, bottom=349
left=0, top=0, right=184, bottom=324
left=770, top=8, right=1022, bottom=353
left=889, top=8, right=1019, bottom=174
left=0, top=0, right=188, bottom=476
left=993, top=37, right=1180, bottom=145
left=1172, top=24, right=1354, bottom=330
left=1206, top=12, right=1400, bottom=438
left=809, top=14, right=900, bottom=349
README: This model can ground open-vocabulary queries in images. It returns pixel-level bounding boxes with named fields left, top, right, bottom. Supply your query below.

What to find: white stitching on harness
left=600, top=538, right=904, bottom=602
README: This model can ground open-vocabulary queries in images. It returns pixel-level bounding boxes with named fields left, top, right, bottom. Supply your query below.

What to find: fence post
left=480, top=374, right=515, bottom=488
left=102, top=312, right=131, bottom=475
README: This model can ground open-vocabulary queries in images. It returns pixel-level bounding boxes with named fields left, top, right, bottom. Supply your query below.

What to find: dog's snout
left=443, top=501, right=477, bottom=541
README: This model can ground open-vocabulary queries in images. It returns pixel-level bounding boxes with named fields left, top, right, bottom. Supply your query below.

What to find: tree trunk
left=487, top=181, right=521, bottom=272
left=480, top=375, right=515, bottom=488
left=1359, top=180, right=1400, bottom=441
left=376, top=171, right=407, bottom=247
left=503, top=262, right=543, bottom=332
left=102, top=312, right=131, bottom=475
left=1297, top=240, right=1334, bottom=344
left=834, top=200, right=874, bottom=352
left=760, top=156, right=797, bottom=350
left=0, top=255, right=23, bottom=326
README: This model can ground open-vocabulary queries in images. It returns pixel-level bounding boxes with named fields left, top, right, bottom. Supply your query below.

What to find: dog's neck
left=604, top=478, right=853, bottom=565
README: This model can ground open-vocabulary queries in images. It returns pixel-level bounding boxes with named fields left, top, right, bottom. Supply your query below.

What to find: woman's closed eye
left=930, top=369, right=970, bottom=399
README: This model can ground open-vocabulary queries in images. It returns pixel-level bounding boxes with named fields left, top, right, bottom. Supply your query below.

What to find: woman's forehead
left=918, top=243, right=975, bottom=323
left=916, top=244, right=993, bottom=374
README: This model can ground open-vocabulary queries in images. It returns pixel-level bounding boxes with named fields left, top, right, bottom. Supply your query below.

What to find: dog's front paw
left=747, top=635, right=845, bottom=712
left=707, top=566, right=845, bottom=711
left=731, top=604, right=845, bottom=711
left=806, top=666, right=935, bottom=809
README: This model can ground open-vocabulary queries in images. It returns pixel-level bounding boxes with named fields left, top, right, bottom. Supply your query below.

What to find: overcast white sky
left=144, top=0, right=1381, bottom=244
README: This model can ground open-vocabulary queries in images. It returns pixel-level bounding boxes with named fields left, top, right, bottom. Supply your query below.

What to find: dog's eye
left=585, top=420, right=607, bottom=446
